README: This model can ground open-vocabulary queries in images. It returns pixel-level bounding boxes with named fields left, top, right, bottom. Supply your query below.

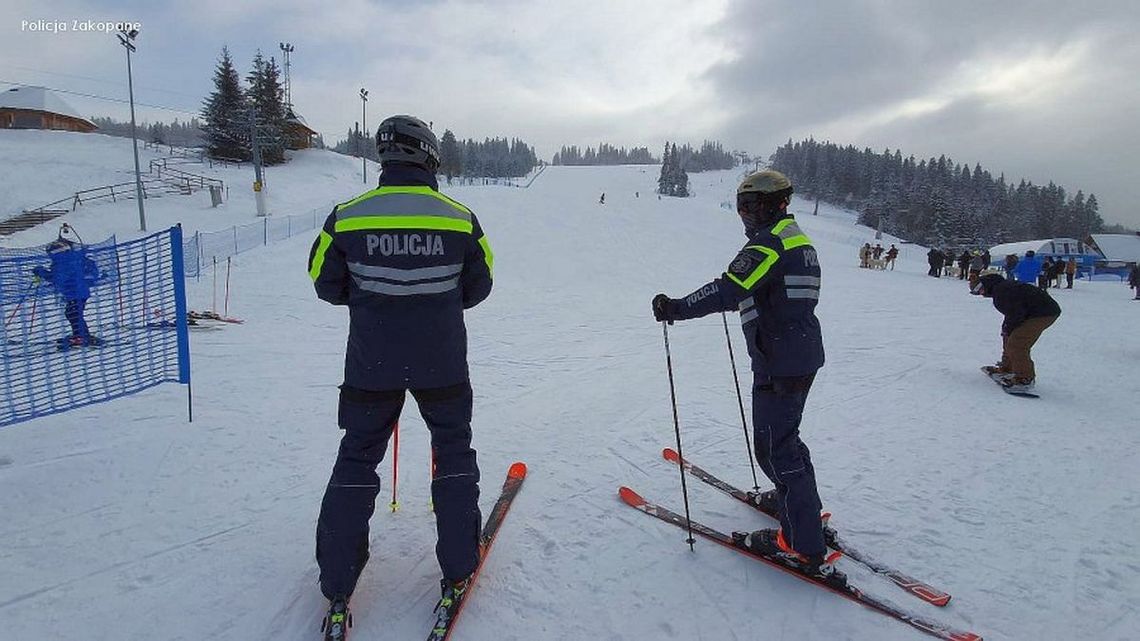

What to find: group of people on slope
left=926, top=247, right=991, bottom=284
left=1003, top=251, right=1080, bottom=290
left=858, top=242, right=898, bottom=269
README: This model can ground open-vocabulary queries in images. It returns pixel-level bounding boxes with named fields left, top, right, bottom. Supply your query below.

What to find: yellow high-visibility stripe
left=336, top=185, right=473, bottom=215
left=782, top=235, right=812, bottom=250
left=334, top=216, right=474, bottom=234
left=308, top=230, right=334, bottom=281
left=727, top=245, right=780, bottom=290
left=478, top=234, right=494, bottom=277
left=770, top=218, right=813, bottom=251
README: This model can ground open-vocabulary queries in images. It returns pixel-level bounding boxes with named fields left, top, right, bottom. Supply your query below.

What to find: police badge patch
left=729, top=252, right=758, bottom=278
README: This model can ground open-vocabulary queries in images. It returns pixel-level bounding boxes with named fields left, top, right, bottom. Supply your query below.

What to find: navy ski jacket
left=669, top=214, right=824, bottom=378
left=308, top=165, right=493, bottom=390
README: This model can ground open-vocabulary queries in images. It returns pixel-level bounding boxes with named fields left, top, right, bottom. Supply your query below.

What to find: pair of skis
left=322, top=462, right=527, bottom=641
left=621, top=449, right=982, bottom=641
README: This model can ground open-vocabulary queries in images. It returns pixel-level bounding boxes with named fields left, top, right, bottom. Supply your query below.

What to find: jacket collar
left=378, top=164, right=439, bottom=190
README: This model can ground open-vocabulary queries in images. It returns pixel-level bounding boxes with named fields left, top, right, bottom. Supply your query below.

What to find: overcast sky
left=3, top=0, right=1138, bottom=228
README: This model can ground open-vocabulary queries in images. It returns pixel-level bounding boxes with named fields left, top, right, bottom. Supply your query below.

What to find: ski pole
left=389, top=421, right=400, bottom=512
left=4, top=280, right=40, bottom=328
left=212, top=256, right=218, bottom=314
left=662, top=321, right=696, bottom=551
left=722, top=311, right=760, bottom=491
left=224, top=257, right=232, bottom=317
left=428, top=445, right=435, bottom=512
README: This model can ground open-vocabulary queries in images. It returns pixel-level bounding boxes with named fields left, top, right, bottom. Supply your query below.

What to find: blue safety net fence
left=0, top=226, right=190, bottom=427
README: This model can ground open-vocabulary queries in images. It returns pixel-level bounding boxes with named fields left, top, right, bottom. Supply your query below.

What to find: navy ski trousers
left=752, top=374, right=826, bottom=557
left=316, top=382, right=481, bottom=600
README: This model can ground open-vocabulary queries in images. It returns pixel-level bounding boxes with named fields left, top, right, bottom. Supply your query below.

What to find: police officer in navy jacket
left=308, top=115, right=493, bottom=622
left=652, top=169, right=841, bottom=582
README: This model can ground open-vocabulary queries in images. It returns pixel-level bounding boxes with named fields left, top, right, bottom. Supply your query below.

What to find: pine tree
left=439, top=130, right=462, bottom=181
left=247, top=52, right=288, bottom=165
left=657, top=143, right=672, bottom=195
left=201, top=47, right=249, bottom=161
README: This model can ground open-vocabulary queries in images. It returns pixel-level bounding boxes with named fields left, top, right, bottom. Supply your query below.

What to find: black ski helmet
left=376, top=115, right=440, bottom=171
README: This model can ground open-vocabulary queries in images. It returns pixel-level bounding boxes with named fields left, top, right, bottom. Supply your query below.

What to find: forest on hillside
left=769, top=139, right=1105, bottom=245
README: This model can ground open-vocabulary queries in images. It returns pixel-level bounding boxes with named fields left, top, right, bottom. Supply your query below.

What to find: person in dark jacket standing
left=651, top=169, right=842, bottom=584
left=307, top=114, right=493, bottom=634
left=1129, top=263, right=1140, bottom=299
left=973, top=274, right=1060, bottom=393
left=885, top=244, right=899, bottom=270
left=927, top=248, right=943, bottom=277
left=33, top=236, right=101, bottom=349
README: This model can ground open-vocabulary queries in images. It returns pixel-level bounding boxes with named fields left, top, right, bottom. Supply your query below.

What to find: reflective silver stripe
left=786, top=288, right=820, bottom=300
left=774, top=221, right=805, bottom=241
left=784, top=275, right=821, bottom=287
left=739, top=298, right=755, bottom=313
left=348, top=262, right=462, bottom=281
left=335, top=192, right=472, bottom=223
left=741, top=309, right=760, bottom=324
left=353, top=275, right=460, bottom=296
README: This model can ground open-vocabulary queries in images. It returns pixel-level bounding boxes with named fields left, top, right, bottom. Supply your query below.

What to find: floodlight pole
left=118, top=28, right=146, bottom=232
left=360, top=88, right=369, bottom=184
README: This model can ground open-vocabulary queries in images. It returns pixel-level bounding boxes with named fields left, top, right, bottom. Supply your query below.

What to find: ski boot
left=982, top=364, right=1014, bottom=382
left=320, top=596, right=351, bottom=641
left=734, top=528, right=846, bottom=587
left=745, top=488, right=778, bottom=514
left=56, top=335, right=84, bottom=351
left=430, top=575, right=472, bottom=637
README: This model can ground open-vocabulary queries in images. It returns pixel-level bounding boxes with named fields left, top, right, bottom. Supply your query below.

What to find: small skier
left=973, top=274, right=1061, bottom=393
left=32, top=233, right=101, bottom=349
left=650, top=169, right=843, bottom=584
left=1129, top=263, right=1140, bottom=299
left=599, top=192, right=605, bottom=205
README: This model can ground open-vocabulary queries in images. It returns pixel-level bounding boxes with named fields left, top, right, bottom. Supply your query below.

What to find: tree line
left=551, top=143, right=657, bottom=165
left=656, top=140, right=740, bottom=197
left=200, top=46, right=290, bottom=164
left=769, top=138, right=1106, bottom=245
left=89, top=117, right=204, bottom=148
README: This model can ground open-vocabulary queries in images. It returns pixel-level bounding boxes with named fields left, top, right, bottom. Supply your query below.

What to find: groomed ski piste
left=1, top=131, right=1137, bottom=641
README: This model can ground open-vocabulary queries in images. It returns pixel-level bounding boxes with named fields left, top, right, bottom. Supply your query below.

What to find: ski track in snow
left=1, top=135, right=1137, bottom=640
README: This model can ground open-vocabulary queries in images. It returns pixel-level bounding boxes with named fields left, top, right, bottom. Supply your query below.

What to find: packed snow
left=1, top=131, right=1137, bottom=641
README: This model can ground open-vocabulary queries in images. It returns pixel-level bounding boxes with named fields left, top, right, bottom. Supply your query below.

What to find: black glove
left=652, top=293, right=676, bottom=324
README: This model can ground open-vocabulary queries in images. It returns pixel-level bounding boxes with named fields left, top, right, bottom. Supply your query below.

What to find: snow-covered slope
left=0, top=157, right=1136, bottom=641
left=0, top=129, right=380, bottom=248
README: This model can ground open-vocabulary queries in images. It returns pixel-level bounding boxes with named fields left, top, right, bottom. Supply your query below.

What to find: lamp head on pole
left=117, top=27, right=138, bottom=50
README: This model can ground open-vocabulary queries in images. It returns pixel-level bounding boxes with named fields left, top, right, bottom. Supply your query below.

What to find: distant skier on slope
left=307, top=114, right=494, bottom=640
left=650, top=169, right=842, bottom=583
left=973, top=273, right=1061, bottom=394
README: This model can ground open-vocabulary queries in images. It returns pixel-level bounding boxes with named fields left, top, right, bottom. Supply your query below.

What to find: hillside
left=0, top=141, right=1136, bottom=641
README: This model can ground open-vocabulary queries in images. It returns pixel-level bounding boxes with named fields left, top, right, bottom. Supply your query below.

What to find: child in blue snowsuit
left=33, top=238, right=100, bottom=347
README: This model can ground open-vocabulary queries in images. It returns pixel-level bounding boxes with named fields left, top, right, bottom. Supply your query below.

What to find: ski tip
left=661, top=447, right=679, bottom=462
left=949, top=634, right=982, bottom=641
left=618, top=486, right=646, bottom=507
left=508, top=461, right=527, bottom=479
